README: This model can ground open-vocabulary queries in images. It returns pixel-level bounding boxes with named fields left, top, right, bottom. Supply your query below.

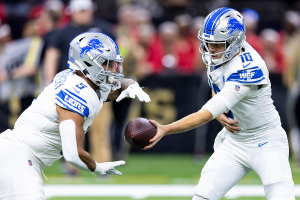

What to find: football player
left=145, top=7, right=295, bottom=200
left=0, top=32, right=150, bottom=199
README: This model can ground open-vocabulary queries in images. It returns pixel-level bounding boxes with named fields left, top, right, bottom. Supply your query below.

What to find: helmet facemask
left=199, top=34, right=243, bottom=67
left=68, top=32, right=125, bottom=93
left=87, top=51, right=124, bottom=91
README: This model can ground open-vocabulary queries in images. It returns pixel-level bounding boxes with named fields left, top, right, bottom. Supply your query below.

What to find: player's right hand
left=142, top=120, right=166, bottom=150
left=216, top=113, right=241, bottom=133
left=94, top=161, right=126, bottom=176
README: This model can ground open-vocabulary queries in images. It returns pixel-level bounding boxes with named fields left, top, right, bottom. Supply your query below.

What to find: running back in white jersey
left=9, top=69, right=102, bottom=167
left=206, top=42, right=281, bottom=141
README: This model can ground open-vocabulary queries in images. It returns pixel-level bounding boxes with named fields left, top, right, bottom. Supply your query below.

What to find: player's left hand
left=116, top=82, right=151, bottom=102
left=142, top=119, right=167, bottom=150
left=216, top=113, right=240, bottom=133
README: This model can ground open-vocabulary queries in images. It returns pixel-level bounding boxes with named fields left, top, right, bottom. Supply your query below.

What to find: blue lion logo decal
left=77, top=38, right=104, bottom=57
left=226, top=17, right=244, bottom=35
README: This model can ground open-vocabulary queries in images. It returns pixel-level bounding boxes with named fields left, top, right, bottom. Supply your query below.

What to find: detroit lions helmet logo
left=77, top=38, right=105, bottom=58
left=226, top=17, right=244, bottom=35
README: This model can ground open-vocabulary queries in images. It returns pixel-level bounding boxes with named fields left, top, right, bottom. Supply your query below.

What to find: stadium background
left=0, top=0, right=300, bottom=199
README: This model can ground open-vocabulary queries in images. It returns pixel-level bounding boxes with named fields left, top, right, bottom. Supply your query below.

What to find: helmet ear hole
left=84, top=61, right=93, bottom=67
left=225, top=42, right=230, bottom=49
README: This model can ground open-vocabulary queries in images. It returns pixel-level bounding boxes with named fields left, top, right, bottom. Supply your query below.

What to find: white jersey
left=206, top=42, right=281, bottom=142
left=7, top=69, right=103, bottom=167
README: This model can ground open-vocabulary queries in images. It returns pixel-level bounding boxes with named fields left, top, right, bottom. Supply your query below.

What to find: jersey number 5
left=76, top=83, right=87, bottom=90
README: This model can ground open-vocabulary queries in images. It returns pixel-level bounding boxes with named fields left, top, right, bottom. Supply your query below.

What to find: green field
left=43, top=154, right=300, bottom=200
left=48, top=197, right=279, bottom=200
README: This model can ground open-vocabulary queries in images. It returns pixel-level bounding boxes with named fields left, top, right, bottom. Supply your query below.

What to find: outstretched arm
left=143, top=109, right=213, bottom=150
left=57, top=105, right=125, bottom=175
left=107, top=78, right=151, bottom=102
left=143, top=83, right=253, bottom=150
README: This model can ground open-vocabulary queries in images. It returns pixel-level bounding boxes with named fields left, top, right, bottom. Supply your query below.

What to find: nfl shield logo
left=28, top=160, right=32, bottom=166
left=235, top=85, right=240, bottom=91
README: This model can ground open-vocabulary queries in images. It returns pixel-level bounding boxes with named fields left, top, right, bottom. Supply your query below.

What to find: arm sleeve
left=202, top=82, right=255, bottom=119
left=59, top=119, right=91, bottom=172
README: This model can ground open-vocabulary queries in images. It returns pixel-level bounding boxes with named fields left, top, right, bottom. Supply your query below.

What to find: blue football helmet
left=198, top=7, right=246, bottom=67
left=68, top=32, right=124, bottom=92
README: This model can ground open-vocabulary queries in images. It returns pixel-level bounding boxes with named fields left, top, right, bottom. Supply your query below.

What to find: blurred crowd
left=1, top=0, right=300, bottom=173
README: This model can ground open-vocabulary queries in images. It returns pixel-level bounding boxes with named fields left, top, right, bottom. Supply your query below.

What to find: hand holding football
left=124, top=117, right=156, bottom=148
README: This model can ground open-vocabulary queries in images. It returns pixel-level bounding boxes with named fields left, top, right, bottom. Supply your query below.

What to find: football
left=124, top=117, right=156, bottom=148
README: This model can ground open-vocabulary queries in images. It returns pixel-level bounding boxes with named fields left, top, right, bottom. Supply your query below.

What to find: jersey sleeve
left=54, top=82, right=94, bottom=118
left=202, top=82, right=254, bottom=119
left=226, top=66, right=268, bottom=86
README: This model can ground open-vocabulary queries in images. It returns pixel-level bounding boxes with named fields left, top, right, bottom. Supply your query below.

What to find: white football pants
left=194, top=126, right=295, bottom=200
left=0, top=131, right=45, bottom=200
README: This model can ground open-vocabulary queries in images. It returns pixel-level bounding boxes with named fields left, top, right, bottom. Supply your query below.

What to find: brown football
left=124, top=117, right=156, bottom=148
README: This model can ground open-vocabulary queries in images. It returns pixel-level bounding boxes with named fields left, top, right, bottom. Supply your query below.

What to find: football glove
left=94, top=160, right=125, bottom=176
left=116, top=82, right=151, bottom=102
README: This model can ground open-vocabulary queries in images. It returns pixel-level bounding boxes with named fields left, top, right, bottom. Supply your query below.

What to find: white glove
left=116, top=82, right=151, bottom=102
left=93, top=160, right=125, bottom=176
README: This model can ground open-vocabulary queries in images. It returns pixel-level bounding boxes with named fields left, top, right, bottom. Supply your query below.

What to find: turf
left=48, top=197, right=300, bottom=200
left=43, top=154, right=266, bottom=185
left=43, top=154, right=300, bottom=199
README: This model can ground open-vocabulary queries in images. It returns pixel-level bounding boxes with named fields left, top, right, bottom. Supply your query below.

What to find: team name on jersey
left=55, top=89, right=89, bottom=117
left=64, top=94, right=87, bottom=114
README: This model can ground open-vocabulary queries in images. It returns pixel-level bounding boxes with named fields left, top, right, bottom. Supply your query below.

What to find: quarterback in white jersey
left=145, top=7, right=295, bottom=200
left=0, top=32, right=150, bottom=199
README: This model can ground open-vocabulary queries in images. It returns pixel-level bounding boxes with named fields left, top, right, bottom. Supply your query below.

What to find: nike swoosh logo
left=73, top=88, right=80, bottom=94
left=243, top=63, right=251, bottom=68
left=258, top=142, right=268, bottom=147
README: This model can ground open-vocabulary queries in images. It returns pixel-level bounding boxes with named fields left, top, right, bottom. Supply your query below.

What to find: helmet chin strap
left=99, top=83, right=111, bottom=102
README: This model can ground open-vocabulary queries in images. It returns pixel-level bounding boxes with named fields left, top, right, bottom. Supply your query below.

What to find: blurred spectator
left=0, top=22, right=43, bottom=132
left=39, top=1, right=63, bottom=62
left=38, top=0, right=64, bottom=36
left=124, top=24, right=156, bottom=81
left=116, top=4, right=158, bottom=80
left=153, top=21, right=179, bottom=74
left=45, top=0, right=69, bottom=28
left=116, top=4, right=141, bottom=76
left=173, top=14, right=197, bottom=75
left=242, top=8, right=263, bottom=55
left=281, top=10, right=300, bottom=89
left=260, top=28, right=284, bottom=74
left=116, top=4, right=136, bottom=40
left=0, top=23, right=11, bottom=133
left=135, top=7, right=152, bottom=27
left=44, top=0, right=115, bottom=85
left=191, top=16, right=206, bottom=74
